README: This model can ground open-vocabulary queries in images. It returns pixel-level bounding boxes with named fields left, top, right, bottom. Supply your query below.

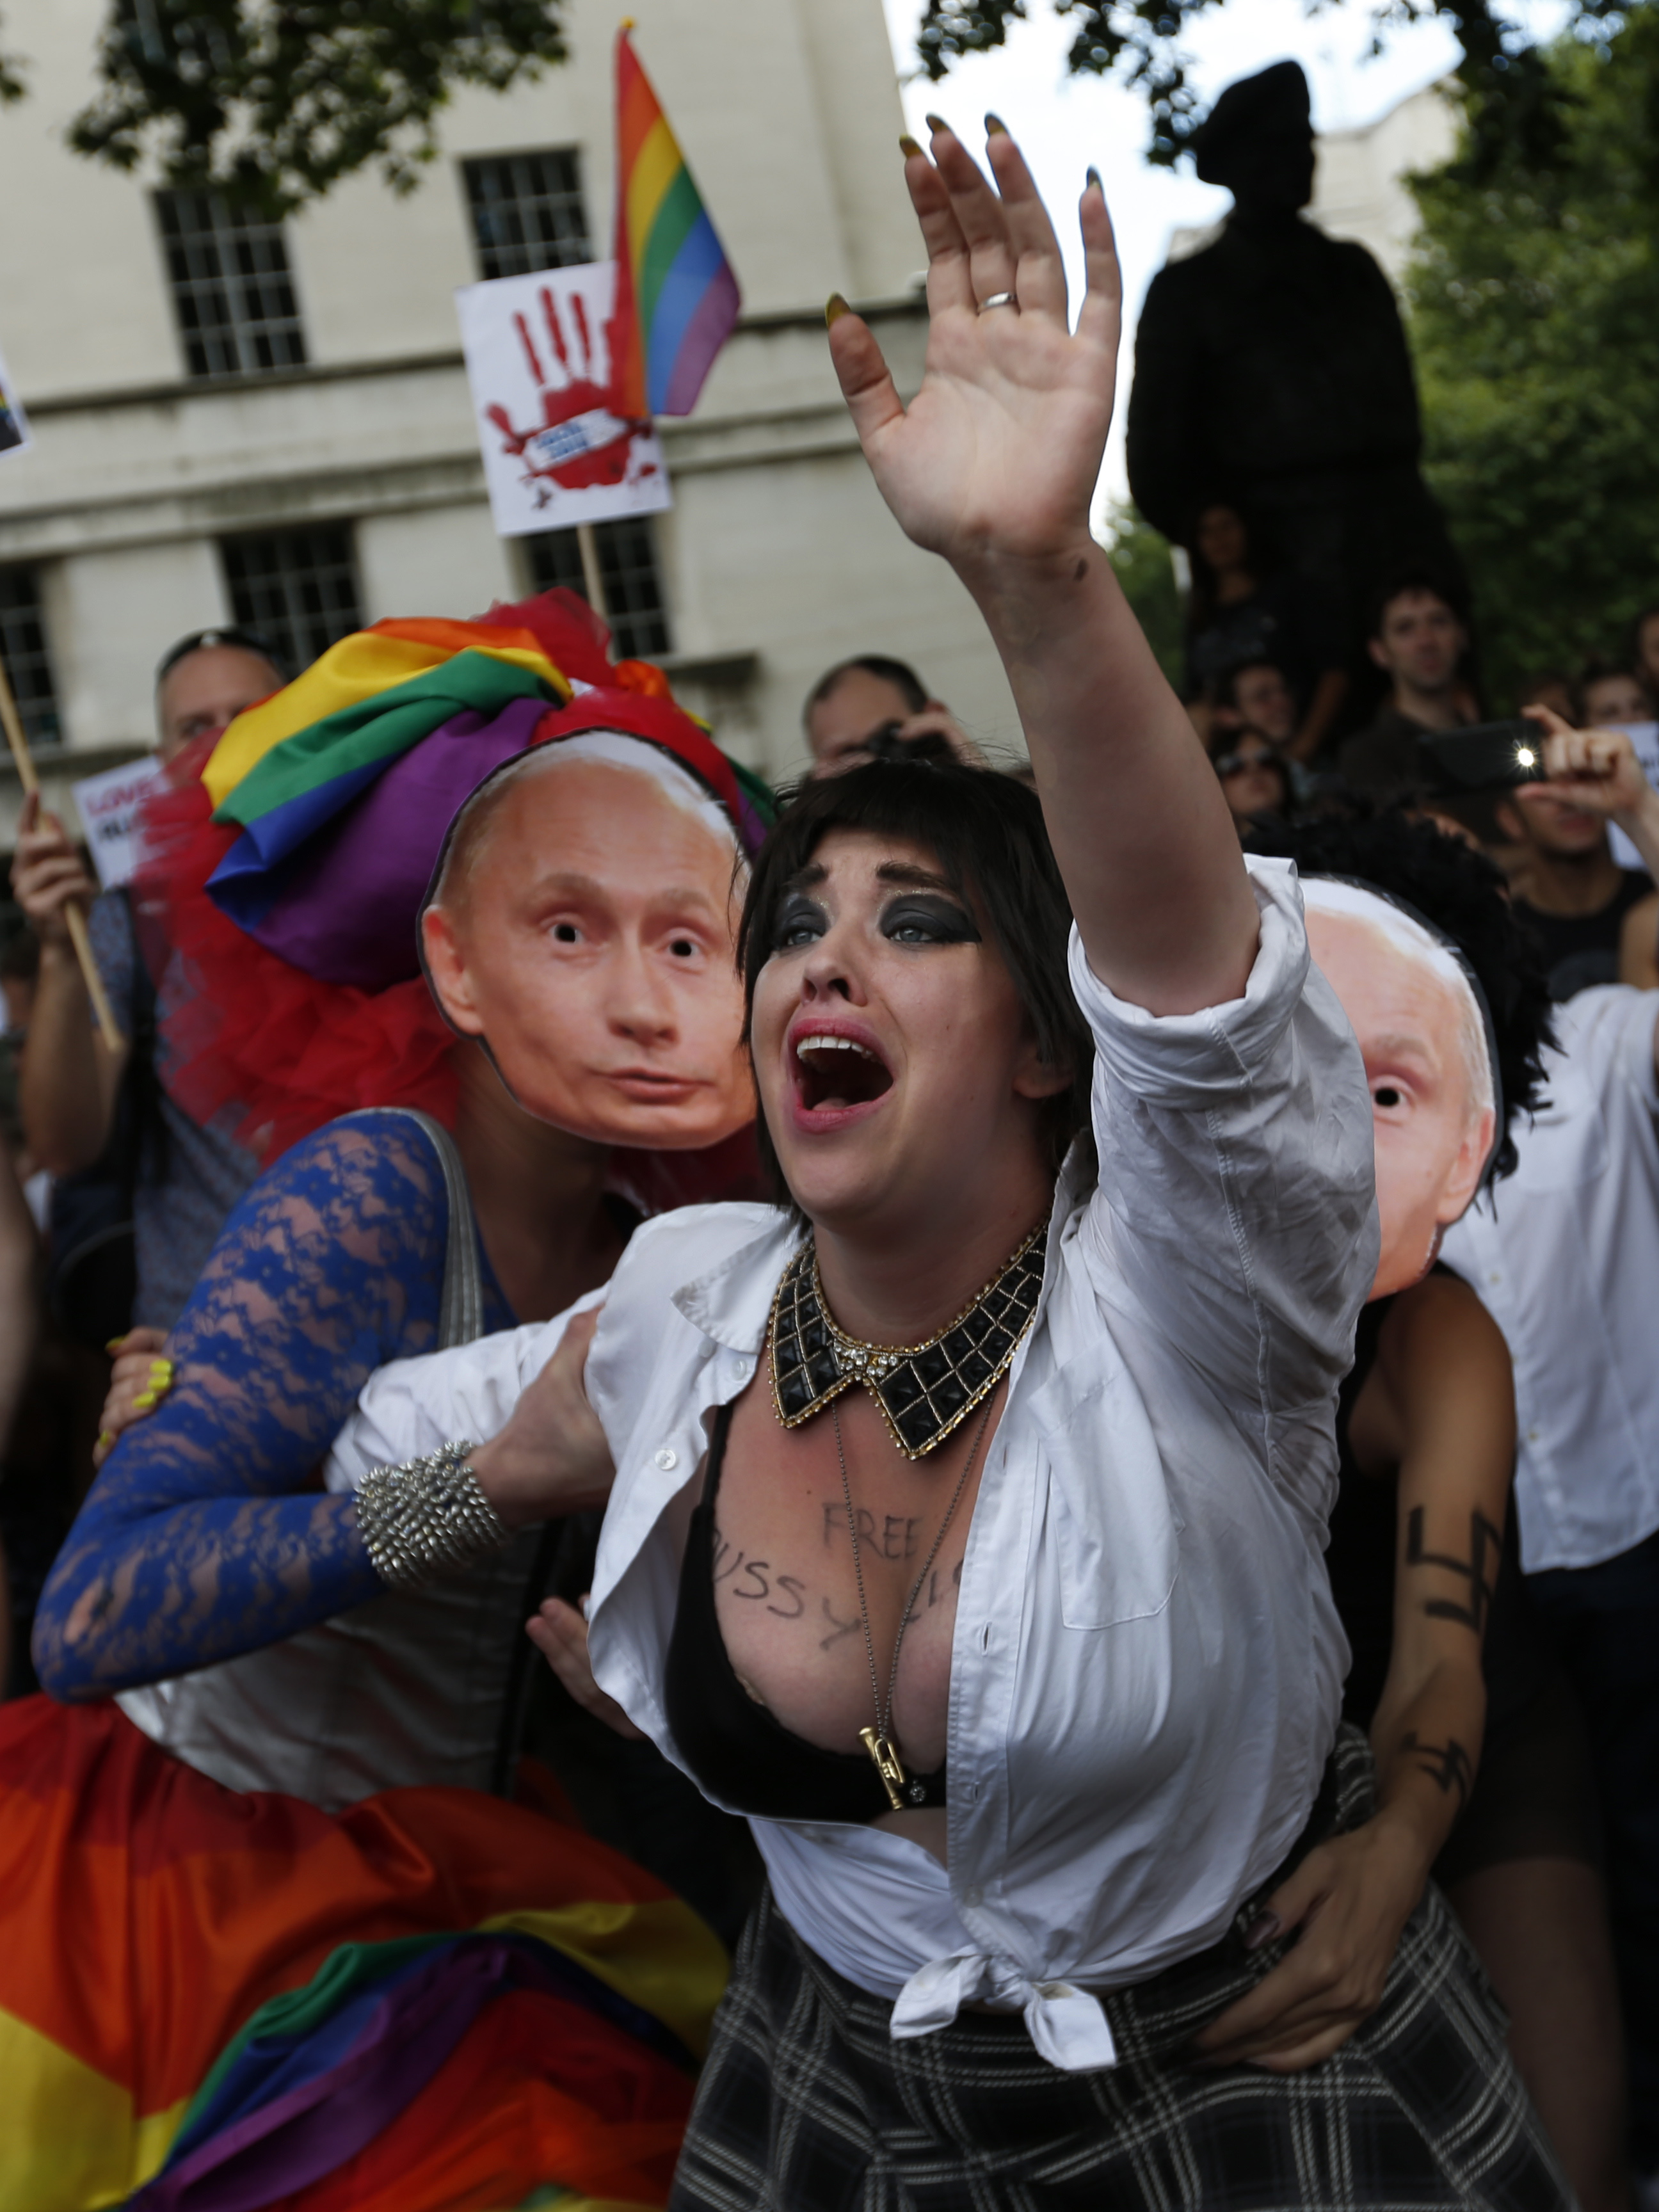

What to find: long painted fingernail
left=1086, top=165, right=1102, bottom=191
left=97, top=1430, right=113, bottom=1449
left=925, top=113, right=949, bottom=134
left=106, top=1337, right=125, bottom=1354
left=1242, top=1911, right=1281, bottom=1951
left=985, top=113, right=1007, bottom=135
left=899, top=133, right=923, bottom=158
left=132, top=1392, right=156, bottom=1411
left=149, top=1360, right=173, bottom=1381
left=825, top=293, right=850, bottom=326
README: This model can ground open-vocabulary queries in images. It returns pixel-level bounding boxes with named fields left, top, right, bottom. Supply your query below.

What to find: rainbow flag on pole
left=609, top=23, right=741, bottom=419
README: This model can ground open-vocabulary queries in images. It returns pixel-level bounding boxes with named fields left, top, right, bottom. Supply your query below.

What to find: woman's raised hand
left=826, top=121, right=1121, bottom=576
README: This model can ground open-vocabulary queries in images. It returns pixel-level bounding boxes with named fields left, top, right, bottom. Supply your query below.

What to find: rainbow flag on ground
left=609, top=25, right=741, bottom=419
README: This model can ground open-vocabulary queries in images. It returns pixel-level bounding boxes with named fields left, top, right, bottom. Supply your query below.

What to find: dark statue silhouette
left=1126, top=61, right=1463, bottom=651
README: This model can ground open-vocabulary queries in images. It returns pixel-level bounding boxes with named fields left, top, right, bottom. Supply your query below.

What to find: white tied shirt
left=1441, top=984, right=1659, bottom=1573
left=330, top=856, right=1377, bottom=2071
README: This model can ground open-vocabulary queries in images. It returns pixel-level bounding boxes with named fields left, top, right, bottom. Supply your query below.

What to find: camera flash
left=1516, top=747, right=1536, bottom=768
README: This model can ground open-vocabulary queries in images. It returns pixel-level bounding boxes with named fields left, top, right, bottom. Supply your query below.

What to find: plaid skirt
left=669, top=1730, right=1569, bottom=2211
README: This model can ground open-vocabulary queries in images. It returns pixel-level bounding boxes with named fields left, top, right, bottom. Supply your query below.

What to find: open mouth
left=792, top=1030, right=894, bottom=1114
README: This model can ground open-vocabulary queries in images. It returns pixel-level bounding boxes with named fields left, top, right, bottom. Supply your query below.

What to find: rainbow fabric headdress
left=198, top=590, right=773, bottom=993
left=140, top=590, right=773, bottom=1160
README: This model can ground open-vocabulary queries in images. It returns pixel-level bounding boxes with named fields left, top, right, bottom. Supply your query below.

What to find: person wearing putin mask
left=1253, top=809, right=1626, bottom=2212
left=2, top=599, right=768, bottom=2211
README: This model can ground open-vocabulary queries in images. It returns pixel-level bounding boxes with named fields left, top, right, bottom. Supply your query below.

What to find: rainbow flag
left=0, top=1695, right=725, bottom=2211
left=609, top=25, right=740, bottom=419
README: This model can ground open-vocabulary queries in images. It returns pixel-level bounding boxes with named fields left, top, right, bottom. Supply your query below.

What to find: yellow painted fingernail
left=97, top=1430, right=114, bottom=1448
left=825, top=293, right=850, bottom=326
left=899, top=134, right=923, bottom=158
left=925, top=113, right=949, bottom=134
left=150, top=1360, right=173, bottom=1379
left=985, top=113, right=1007, bottom=135
left=132, top=1392, right=156, bottom=1411
left=106, top=1337, right=125, bottom=1354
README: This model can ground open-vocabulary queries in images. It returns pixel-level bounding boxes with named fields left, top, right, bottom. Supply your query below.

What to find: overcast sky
left=878, top=0, right=1569, bottom=517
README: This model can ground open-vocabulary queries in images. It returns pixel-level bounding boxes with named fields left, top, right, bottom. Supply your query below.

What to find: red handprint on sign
left=484, top=281, right=655, bottom=508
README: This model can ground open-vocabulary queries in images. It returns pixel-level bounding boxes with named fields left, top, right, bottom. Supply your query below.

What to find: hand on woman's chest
left=710, top=1376, right=1003, bottom=1774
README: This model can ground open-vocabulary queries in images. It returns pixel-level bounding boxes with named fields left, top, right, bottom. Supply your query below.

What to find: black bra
left=663, top=1404, right=949, bottom=1823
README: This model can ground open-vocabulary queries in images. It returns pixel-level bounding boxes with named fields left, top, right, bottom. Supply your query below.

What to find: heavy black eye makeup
left=773, top=893, right=828, bottom=951
left=880, top=895, right=979, bottom=946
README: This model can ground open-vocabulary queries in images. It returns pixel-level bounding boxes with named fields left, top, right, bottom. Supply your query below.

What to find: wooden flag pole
left=575, top=522, right=607, bottom=620
left=0, top=654, right=125, bottom=1054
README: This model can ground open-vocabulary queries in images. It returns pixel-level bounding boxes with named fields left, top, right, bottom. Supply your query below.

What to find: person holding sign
left=10, top=628, right=284, bottom=1338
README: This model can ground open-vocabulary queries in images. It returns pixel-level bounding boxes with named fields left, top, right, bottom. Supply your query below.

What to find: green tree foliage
left=1103, top=500, right=1185, bottom=689
left=1407, top=20, right=1659, bottom=707
left=4, top=1, right=566, bottom=218
left=913, top=0, right=1628, bottom=177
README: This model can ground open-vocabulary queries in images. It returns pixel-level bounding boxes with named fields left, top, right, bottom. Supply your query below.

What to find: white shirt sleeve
left=321, top=1286, right=607, bottom=1493
left=1071, top=854, right=1378, bottom=1428
left=1551, top=983, right=1659, bottom=1115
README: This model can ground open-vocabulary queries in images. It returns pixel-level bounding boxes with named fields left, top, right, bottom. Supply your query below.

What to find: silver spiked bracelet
left=355, top=1439, right=515, bottom=1589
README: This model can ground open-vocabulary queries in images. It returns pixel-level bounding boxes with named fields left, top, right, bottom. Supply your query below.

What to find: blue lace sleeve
left=34, top=1110, right=511, bottom=1699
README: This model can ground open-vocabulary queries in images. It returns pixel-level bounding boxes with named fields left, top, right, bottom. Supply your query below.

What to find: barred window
left=525, top=517, right=671, bottom=661
left=220, top=525, right=362, bottom=676
left=156, top=190, right=307, bottom=379
left=463, top=150, right=591, bottom=280
left=0, top=568, right=61, bottom=748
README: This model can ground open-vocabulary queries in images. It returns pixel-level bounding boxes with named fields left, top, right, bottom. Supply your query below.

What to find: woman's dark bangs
left=739, top=762, right=1094, bottom=1205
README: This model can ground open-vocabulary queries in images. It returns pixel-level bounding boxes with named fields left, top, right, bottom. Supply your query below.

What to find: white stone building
left=1308, top=80, right=1457, bottom=285
left=0, top=0, right=1023, bottom=838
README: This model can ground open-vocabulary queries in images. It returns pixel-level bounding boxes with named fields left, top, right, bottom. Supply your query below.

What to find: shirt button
left=654, top=1448, right=678, bottom=1471
left=963, top=1885, right=984, bottom=1907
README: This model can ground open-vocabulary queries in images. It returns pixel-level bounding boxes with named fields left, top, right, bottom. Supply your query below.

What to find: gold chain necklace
left=769, top=1221, right=1046, bottom=1459
left=833, top=1390, right=997, bottom=1809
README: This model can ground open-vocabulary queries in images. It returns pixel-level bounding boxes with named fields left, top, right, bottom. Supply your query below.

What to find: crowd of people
left=1190, top=543, right=1659, bottom=1004
left=0, top=115, right=1652, bottom=2212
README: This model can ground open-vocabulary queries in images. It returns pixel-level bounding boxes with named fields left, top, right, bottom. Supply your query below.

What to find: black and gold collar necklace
left=769, top=1221, right=1048, bottom=1459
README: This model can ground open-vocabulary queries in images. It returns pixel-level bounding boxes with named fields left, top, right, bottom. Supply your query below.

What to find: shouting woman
left=325, top=125, right=1568, bottom=2201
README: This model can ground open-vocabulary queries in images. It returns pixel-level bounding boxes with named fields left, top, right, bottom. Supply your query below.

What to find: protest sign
left=1605, top=722, right=1659, bottom=870
left=0, top=339, right=31, bottom=460
left=456, top=261, right=670, bottom=538
left=73, top=757, right=165, bottom=890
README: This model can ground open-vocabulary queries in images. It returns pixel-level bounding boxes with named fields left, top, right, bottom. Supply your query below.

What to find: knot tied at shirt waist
left=891, top=1952, right=1119, bottom=2071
